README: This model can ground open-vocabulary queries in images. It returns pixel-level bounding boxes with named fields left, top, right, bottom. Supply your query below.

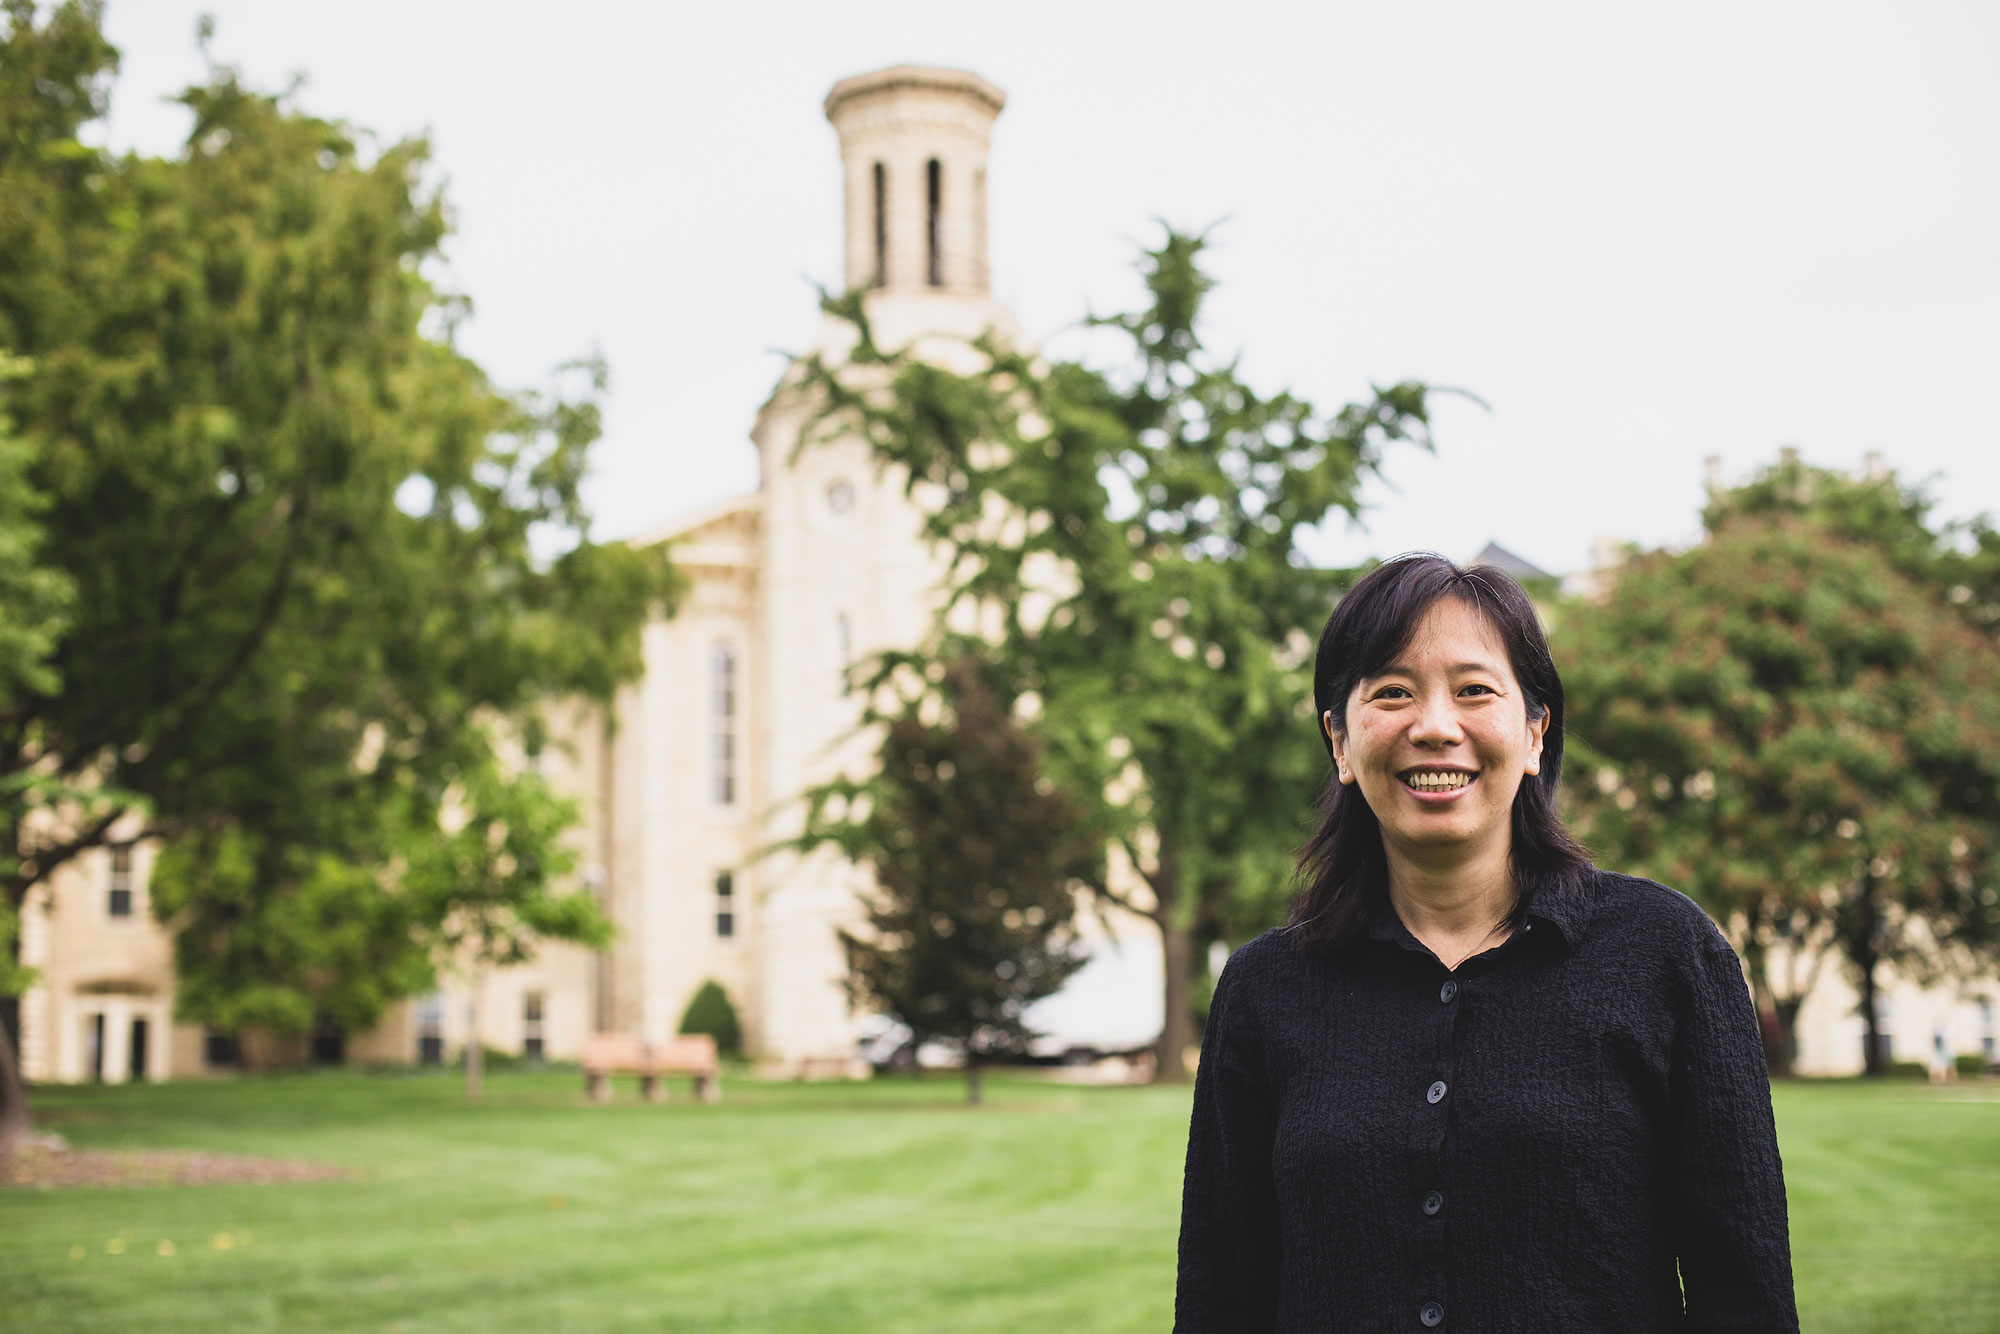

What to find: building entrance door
left=129, top=1017, right=149, bottom=1081
left=85, top=1012, right=105, bottom=1082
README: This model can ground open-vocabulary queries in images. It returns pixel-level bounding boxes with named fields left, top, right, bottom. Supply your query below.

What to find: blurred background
left=2, top=3, right=1997, bottom=1331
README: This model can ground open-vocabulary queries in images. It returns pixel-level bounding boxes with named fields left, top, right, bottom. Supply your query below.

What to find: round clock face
left=826, top=478, right=856, bottom=515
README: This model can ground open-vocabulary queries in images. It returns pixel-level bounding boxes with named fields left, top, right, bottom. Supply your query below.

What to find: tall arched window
left=926, top=157, right=943, bottom=287
left=836, top=612, right=852, bottom=679
left=712, top=642, right=737, bottom=805
left=872, top=161, right=887, bottom=288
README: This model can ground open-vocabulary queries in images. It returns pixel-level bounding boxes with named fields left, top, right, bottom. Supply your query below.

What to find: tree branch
left=5, top=804, right=128, bottom=910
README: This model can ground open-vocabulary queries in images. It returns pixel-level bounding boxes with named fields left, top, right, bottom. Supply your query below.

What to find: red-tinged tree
left=1559, top=507, right=2000, bottom=1074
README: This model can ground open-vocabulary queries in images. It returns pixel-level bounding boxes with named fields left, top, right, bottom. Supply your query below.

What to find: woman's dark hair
left=1286, top=553, right=1591, bottom=949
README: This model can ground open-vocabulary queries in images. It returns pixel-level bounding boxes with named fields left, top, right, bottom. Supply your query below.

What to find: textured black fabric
left=1176, top=870, right=1798, bottom=1333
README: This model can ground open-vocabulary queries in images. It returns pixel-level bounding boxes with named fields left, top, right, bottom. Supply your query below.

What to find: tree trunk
left=1851, top=877, right=1885, bottom=1077
left=0, top=1002, right=30, bottom=1159
left=1146, top=834, right=1194, bottom=1085
left=464, top=972, right=485, bottom=1103
left=1747, top=973, right=1802, bottom=1078
left=1767, top=997, right=1802, bottom=1078
left=1856, top=959, right=1884, bottom=1077
left=964, top=1056, right=982, bottom=1106
left=1, top=882, right=32, bottom=1156
left=1155, top=916, right=1194, bottom=1085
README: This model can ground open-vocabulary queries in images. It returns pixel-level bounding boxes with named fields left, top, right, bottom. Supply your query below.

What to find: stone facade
left=15, top=824, right=196, bottom=1084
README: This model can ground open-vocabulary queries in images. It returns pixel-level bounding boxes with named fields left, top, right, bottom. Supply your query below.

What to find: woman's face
left=1325, top=597, right=1548, bottom=861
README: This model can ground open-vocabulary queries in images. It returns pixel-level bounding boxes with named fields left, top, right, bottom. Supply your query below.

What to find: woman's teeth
left=1404, top=771, right=1473, bottom=792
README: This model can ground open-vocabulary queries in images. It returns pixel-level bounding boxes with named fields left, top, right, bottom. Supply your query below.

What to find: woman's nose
left=1409, top=696, right=1464, bottom=745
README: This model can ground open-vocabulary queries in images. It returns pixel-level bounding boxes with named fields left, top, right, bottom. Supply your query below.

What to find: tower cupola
left=824, top=66, right=1005, bottom=299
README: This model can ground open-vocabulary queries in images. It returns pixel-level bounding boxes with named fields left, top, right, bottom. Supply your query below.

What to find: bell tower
left=824, top=66, right=1005, bottom=300
left=742, top=67, right=1010, bottom=1072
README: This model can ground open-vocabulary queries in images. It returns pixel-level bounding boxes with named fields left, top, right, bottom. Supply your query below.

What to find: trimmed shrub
left=679, top=979, right=743, bottom=1056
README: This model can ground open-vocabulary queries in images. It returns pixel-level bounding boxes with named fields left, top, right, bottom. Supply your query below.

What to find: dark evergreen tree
left=798, top=658, right=1097, bottom=1104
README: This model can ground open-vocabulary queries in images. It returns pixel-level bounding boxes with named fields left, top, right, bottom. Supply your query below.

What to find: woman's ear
left=1324, top=710, right=1355, bottom=785
left=1524, top=709, right=1549, bottom=776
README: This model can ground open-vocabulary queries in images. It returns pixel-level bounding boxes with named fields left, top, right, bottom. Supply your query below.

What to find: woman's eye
left=1459, top=683, right=1494, bottom=697
left=1375, top=686, right=1412, bottom=700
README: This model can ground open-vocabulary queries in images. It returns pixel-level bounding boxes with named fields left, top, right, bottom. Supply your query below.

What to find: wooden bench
left=581, top=1033, right=721, bottom=1104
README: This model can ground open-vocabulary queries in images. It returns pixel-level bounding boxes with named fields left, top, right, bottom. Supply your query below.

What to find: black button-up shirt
left=1175, top=870, right=1798, bottom=1332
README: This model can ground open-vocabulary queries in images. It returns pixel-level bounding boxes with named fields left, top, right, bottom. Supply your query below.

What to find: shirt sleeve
left=1669, top=941, right=1801, bottom=1332
left=1175, top=950, right=1281, bottom=1332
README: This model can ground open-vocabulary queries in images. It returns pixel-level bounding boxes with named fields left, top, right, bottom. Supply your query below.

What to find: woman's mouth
left=1400, top=768, right=1477, bottom=795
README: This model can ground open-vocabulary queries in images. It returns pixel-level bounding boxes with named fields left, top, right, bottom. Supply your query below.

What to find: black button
left=1439, top=980, right=1458, bottom=1003
left=1421, top=1301, right=1445, bottom=1327
left=1422, top=1190, right=1443, bottom=1216
left=1426, top=1079, right=1447, bottom=1104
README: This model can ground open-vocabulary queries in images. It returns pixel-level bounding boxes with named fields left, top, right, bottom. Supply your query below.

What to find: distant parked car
left=852, top=1015, right=956, bottom=1072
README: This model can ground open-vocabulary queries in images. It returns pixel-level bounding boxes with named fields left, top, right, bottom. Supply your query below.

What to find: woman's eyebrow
left=1366, top=659, right=1502, bottom=679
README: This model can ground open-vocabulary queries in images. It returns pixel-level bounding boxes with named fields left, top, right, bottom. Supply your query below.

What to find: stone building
left=11, top=65, right=1995, bottom=1083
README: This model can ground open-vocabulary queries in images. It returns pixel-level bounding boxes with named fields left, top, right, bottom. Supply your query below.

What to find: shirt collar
left=1360, top=876, right=1592, bottom=959
left=1522, top=878, right=1591, bottom=955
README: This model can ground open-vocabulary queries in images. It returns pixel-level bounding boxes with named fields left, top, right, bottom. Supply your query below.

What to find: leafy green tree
left=0, top=0, right=110, bottom=1152
left=401, top=760, right=607, bottom=1100
left=678, top=979, right=743, bottom=1058
left=0, top=357, right=70, bottom=732
left=1558, top=509, right=2000, bottom=1074
left=0, top=4, right=673, bottom=1135
left=0, top=354, right=73, bottom=1145
left=799, top=229, right=1434, bottom=1079
left=797, top=658, right=1098, bottom=1103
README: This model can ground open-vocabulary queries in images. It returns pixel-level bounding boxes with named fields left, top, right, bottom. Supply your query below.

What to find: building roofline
left=625, top=491, right=760, bottom=551
left=824, top=65, right=1006, bottom=120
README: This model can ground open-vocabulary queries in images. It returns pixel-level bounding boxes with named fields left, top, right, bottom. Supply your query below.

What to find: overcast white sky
left=96, top=1, right=2000, bottom=576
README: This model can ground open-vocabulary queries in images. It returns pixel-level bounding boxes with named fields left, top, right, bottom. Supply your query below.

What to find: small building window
left=872, top=161, right=887, bottom=288
left=716, top=871, right=735, bottom=939
left=310, top=1017, right=344, bottom=1067
left=204, top=1029, right=242, bottom=1069
left=417, top=993, right=444, bottom=1066
left=713, top=643, right=737, bottom=806
left=836, top=612, right=852, bottom=678
left=107, top=846, right=133, bottom=918
left=926, top=157, right=943, bottom=287
left=522, top=991, right=545, bottom=1063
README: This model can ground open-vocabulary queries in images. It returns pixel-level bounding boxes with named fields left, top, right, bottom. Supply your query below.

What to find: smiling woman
left=1175, top=554, right=1799, bottom=1333
left=1296, top=560, right=1585, bottom=960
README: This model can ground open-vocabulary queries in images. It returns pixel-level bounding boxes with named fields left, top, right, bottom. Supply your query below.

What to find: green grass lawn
left=1, top=1069, right=1995, bottom=1332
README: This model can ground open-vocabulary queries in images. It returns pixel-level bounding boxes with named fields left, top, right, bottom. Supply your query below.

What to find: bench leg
left=587, top=1071, right=610, bottom=1103
left=640, top=1072, right=662, bottom=1103
left=694, top=1072, right=720, bottom=1104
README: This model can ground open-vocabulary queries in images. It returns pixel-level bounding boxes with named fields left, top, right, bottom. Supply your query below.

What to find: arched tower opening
left=824, top=66, right=1006, bottom=299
